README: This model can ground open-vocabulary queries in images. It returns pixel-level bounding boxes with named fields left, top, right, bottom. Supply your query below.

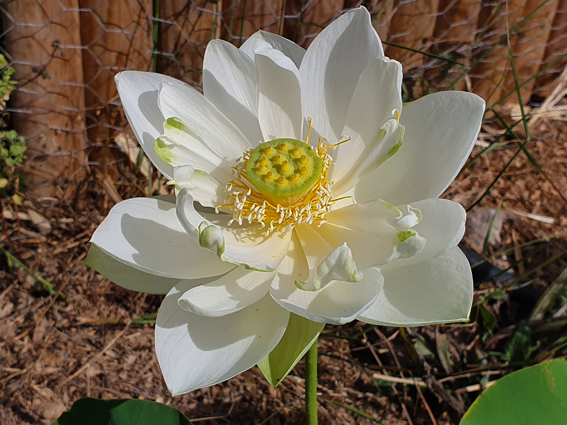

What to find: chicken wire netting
left=0, top=0, right=566, bottom=196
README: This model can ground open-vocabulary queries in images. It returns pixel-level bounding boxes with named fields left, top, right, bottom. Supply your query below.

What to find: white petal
left=115, top=71, right=188, bottom=179
left=383, top=198, right=466, bottom=270
left=176, top=189, right=292, bottom=271
left=173, top=165, right=223, bottom=208
left=156, top=117, right=233, bottom=185
left=90, top=196, right=234, bottom=279
left=311, top=243, right=363, bottom=290
left=271, top=236, right=384, bottom=325
left=254, top=40, right=303, bottom=141
left=203, top=40, right=263, bottom=145
left=86, top=244, right=180, bottom=295
left=159, top=83, right=252, bottom=163
left=178, top=267, right=275, bottom=317
left=331, top=57, right=403, bottom=184
left=316, top=224, right=398, bottom=270
left=299, top=7, right=384, bottom=143
left=332, top=119, right=405, bottom=196
left=358, top=248, right=473, bottom=326
left=156, top=286, right=289, bottom=395
left=355, top=91, right=485, bottom=205
left=318, top=199, right=423, bottom=269
left=240, top=31, right=305, bottom=68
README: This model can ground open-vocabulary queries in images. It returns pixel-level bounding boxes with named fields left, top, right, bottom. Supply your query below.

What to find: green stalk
left=305, top=338, right=318, bottom=424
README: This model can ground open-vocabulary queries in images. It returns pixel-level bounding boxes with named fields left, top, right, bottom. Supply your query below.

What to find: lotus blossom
left=88, top=7, right=484, bottom=395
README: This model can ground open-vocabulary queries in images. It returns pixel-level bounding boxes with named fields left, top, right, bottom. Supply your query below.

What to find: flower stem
left=305, top=337, right=318, bottom=424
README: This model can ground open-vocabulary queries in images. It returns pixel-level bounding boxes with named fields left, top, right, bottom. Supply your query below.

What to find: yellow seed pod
left=245, top=138, right=323, bottom=206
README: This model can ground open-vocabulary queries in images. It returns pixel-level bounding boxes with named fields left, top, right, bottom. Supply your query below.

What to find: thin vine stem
left=305, top=338, right=319, bottom=424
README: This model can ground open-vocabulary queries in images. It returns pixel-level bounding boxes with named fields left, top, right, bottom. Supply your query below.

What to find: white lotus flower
left=88, top=7, right=484, bottom=395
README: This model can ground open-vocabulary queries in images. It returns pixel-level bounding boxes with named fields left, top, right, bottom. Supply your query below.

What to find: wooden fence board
left=534, top=0, right=567, bottom=98
left=502, top=0, right=559, bottom=105
left=283, top=0, right=345, bottom=47
left=221, top=0, right=283, bottom=44
left=427, top=0, right=482, bottom=91
left=470, top=0, right=527, bottom=106
left=79, top=0, right=153, bottom=176
left=158, top=0, right=218, bottom=85
left=369, top=0, right=395, bottom=42
left=385, top=0, right=440, bottom=69
left=1, top=0, right=86, bottom=197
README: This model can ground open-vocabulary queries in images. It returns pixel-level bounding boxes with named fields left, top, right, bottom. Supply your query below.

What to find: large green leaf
left=460, top=359, right=567, bottom=425
left=52, top=398, right=192, bottom=425
left=258, top=313, right=324, bottom=386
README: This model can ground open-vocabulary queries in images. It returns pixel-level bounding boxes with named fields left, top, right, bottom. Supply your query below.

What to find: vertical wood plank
left=534, top=0, right=567, bottom=98
left=426, top=0, right=482, bottom=91
left=79, top=0, right=153, bottom=175
left=221, top=0, right=283, bottom=45
left=1, top=0, right=86, bottom=197
left=502, top=0, right=559, bottom=104
left=385, top=0, right=440, bottom=70
left=283, top=0, right=344, bottom=48
left=469, top=0, right=527, bottom=105
left=158, top=0, right=218, bottom=86
left=368, top=0, right=395, bottom=42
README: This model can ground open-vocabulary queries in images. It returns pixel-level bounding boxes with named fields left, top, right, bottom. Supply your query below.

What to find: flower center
left=245, top=139, right=322, bottom=206
left=219, top=121, right=345, bottom=234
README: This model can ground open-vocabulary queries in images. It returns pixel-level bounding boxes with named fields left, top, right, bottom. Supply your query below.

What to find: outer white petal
left=254, top=40, right=303, bottom=141
left=358, top=247, right=473, bottom=326
left=240, top=31, right=305, bottom=68
left=355, top=91, right=485, bottom=205
left=115, top=71, right=188, bottom=179
left=382, top=198, right=466, bottom=270
left=90, top=197, right=234, bottom=279
left=203, top=40, right=263, bottom=145
left=86, top=244, right=180, bottom=295
left=331, top=57, right=403, bottom=184
left=159, top=83, right=252, bottom=163
left=173, top=165, right=223, bottom=208
left=176, top=189, right=292, bottom=271
left=178, top=267, right=275, bottom=317
left=271, top=234, right=383, bottom=325
left=156, top=286, right=289, bottom=395
left=299, top=7, right=384, bottom=143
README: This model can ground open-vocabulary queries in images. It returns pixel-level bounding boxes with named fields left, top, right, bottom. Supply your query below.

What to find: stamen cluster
left=219, top=140, right=335, bottom=235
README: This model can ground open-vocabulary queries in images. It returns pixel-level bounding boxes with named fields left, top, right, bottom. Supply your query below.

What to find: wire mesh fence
left=0, top=0, right=566, bottom=197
